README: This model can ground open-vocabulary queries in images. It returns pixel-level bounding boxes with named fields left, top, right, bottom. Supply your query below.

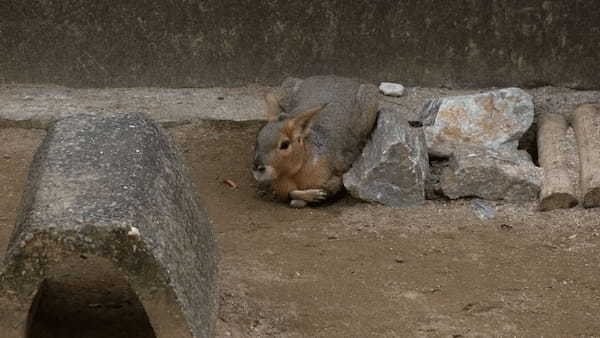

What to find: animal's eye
left=280, top=141, right=290, bottom=150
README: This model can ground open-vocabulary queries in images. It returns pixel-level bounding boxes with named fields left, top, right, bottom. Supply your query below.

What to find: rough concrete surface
left=0, top=85, right=270, bottom=128
left=2, top=1, right=600, bottom=89
left=343, top=108, right=429, bottom=207
left=0, top=114, right=218, bottom=337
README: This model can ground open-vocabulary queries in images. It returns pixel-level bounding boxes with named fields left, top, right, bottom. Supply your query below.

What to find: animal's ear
left=290, top=104, right=327, bottom=137
left=265, top=92, right=282, bottom=122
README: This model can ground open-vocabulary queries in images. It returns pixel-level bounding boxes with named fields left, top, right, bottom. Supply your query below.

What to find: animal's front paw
left=304, top=189, right=328, bottom=202
left=290, top=189, right=328, bottom=203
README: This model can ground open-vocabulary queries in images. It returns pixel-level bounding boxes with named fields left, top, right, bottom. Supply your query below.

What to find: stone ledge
left=0, top=85, right=271, bottom=129
left=2, top=85, right=599, bottom=130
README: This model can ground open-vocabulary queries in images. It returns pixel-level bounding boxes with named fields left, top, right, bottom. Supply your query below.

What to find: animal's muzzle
left=253, top=163, right=266, bottom=174
left=252, top=156, right=275, bottom=182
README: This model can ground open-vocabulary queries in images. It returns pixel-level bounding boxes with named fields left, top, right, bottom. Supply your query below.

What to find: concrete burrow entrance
left=27, top=256, right=156, bottom=338
left=0, top=113, right=218, bottom=338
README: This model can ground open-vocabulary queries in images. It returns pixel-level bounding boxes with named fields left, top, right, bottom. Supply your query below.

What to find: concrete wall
left=1, top=0, right=599, bottom=89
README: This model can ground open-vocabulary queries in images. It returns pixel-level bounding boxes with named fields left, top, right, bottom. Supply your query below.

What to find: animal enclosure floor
left=2, top=122, right=600, bottom=337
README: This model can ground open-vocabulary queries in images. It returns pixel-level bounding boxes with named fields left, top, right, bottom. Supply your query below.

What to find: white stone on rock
left=379, top=82, right=405, bottom=97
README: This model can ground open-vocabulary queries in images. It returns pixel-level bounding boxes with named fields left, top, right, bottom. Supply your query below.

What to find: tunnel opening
left=518, top=120, right=539, bottom=166
left=25, top=255, right=157, bottom=338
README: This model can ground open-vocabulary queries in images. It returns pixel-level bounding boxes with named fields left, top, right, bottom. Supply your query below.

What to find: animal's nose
left=253, top=160, right=266, bottom=173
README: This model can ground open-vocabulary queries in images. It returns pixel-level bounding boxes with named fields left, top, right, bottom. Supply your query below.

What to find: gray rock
left=343, top=108, right=429, bottom=207
left=379, top=82, right=405, bottom=97
left=423, top=88, right=534, bottom=157
left=441, top=147, right=543, bottom=201
left=0, top=113, right=218, bottom=337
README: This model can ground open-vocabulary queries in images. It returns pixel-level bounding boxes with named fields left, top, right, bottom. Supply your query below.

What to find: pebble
left=379, top=82, right=405, bottom=97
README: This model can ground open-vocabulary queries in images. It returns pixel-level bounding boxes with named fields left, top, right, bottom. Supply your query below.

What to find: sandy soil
left=2, top=112, right=600, bottom=336
left=175, top=121, right=600, bottom=337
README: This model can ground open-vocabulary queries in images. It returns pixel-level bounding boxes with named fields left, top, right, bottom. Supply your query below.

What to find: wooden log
left=537, top=113, right=578, bottom=210
left=572, top=104, right=600, bottom=208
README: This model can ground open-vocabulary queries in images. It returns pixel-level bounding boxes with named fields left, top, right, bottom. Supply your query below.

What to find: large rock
left=441, top=147, right=543, bottom=201
left=0, top=113, right=218, bottom=338
left=422, top=88, right=534, bottom=157
left=343, top=108, right=429, bottom=207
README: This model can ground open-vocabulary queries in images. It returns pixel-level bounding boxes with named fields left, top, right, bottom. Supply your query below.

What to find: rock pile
left=346, top=87, right=543, bottom=206
left=422, top=88, right=542, bottom=201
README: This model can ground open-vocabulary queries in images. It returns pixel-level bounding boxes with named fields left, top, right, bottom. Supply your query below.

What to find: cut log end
left=540, top=192, right=578, bottom=211
left=583, top=187, right=600, bottom=208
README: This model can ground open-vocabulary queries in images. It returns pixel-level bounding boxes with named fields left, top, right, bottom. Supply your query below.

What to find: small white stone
left=128, top=226, right=141, bottom=239
left=379, top=82, right=405, bottom=97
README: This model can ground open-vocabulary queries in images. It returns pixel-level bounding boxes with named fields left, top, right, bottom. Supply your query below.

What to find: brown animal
left=253, top=75, right=379, bottom=208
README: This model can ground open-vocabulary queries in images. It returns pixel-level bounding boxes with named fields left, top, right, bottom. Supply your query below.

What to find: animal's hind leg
left=356, top=83, right=380, bottom=129
left=356, top=83, right=380, bottom=113
left=322, top=175, right=343, bottom=197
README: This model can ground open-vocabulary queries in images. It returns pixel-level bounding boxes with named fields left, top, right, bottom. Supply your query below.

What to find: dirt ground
left=2, top=115, right=600, bottom=337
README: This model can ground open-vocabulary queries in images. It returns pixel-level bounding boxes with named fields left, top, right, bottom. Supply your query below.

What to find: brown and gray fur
left=253, top=75, right=379, bottom=207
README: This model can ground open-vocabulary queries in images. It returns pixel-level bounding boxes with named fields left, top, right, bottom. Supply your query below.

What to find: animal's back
left=281, top=75, right=379, bottom=174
